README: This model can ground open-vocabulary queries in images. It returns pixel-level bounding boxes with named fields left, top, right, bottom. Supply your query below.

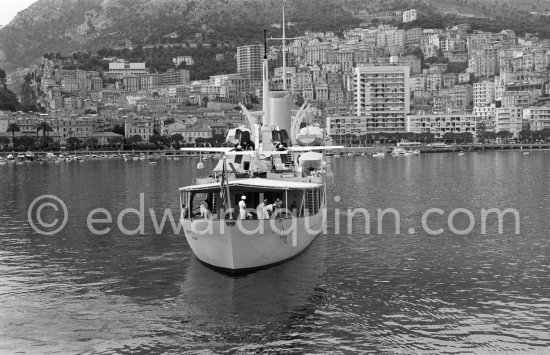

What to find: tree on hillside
left=20, top=74, right=38, bottom=112
left=0, top=87, right=19, bottom=111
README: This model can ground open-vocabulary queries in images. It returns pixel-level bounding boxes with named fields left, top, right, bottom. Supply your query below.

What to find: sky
left=0, top=0, right=38, bottom=27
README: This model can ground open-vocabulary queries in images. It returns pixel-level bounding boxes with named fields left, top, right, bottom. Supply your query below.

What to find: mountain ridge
left=1, top=0, right=550, bottom=72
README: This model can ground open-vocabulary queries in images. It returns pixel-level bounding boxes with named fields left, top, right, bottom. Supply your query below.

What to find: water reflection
left=180, top=235, right=328, bottom=325
left=1, top=153, right=550, bottom=353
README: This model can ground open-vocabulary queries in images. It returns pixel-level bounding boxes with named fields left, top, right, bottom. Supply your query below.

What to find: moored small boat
left=25, top=151, right=35, bottom=161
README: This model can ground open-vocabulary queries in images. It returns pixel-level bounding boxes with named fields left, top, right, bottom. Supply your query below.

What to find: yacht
left=373, top=151, right=385, bottom=158
left=0, top=157, right=6, bottom=166
left=178, top=18, right=341, bottom=272
left=391, top=146, right=407, bottom=156
left=178, top=146, right=335, bottom=272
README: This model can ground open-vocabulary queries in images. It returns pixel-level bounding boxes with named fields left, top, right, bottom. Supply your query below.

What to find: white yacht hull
left=181, top=211, right=326, bottom=271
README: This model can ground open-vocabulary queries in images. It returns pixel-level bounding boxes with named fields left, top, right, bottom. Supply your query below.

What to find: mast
left=262, top=29, right=269, bottom=127
left=282, top=0, right=287, bottom=91
left=261, top=29, right=273, bottom=150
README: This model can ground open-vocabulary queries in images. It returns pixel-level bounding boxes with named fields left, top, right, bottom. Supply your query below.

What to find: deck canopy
left=179, top=178, right=321, bottom=193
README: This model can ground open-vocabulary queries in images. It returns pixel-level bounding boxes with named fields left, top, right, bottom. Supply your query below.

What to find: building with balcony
left=405, top=113, right=477, bottom=138
left=353, top=65, right=410, bottom=133
left=124, top=119, right=155, bottom=141
left=107, top=62, right=148, bottom=79
left=523, top=106, right=550, bottom=131
left=237, top=44, right=263, bottom=84
left=473, top=80, right=496, bottom=107
left=495, top=107, right=523, bottom=137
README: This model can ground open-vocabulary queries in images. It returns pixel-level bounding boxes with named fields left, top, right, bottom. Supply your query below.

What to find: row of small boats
left=0, top=151, right=217, bottom=166
left=330, top=148, right=421, bottom=158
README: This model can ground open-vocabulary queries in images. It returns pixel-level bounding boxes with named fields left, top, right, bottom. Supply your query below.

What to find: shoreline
left=1, top=145, right=549, bottom=160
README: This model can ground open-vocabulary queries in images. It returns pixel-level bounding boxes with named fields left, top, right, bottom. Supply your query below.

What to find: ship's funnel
left=268, top=90, right=292, bottom=134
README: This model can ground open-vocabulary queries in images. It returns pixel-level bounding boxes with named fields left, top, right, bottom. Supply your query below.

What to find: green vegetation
left=399, top=2, right=550, bottom=37
left=96, top=45, right=237, bottom=80
left=0, top=68, right=19, bottom=111
left=7, top=123, right=20, bottom=143
left=43, top=52, right=109, bottom=72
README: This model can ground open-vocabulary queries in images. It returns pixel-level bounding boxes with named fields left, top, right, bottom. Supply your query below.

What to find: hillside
left=0, top=0, right=363, bottom=72
left=1, top=0, right=550, bottom=72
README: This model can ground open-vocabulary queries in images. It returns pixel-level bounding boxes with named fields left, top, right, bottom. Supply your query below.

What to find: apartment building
left=354, top=65, right=410, bottom=133
left=237, top=44, right=263, bottom=84
left=524, top=106, right=550, bottom=131
left=405, top=113, right=477, bottom=138
left=402, top=9, right=417, bottom=23
left=107, top=62, right=148, bottom=79
left=495, top=107, right=523, bottom=137
left=160, top=69, right=190, bottom=86
left=473, top=80, right=496, bottom=107
left=124, top=119, right=155, bottom=141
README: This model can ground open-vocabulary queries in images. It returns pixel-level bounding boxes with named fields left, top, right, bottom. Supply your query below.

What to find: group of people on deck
left=238, top=196, right=288, bottom=220
left=193, top=195, right=298, bottom=220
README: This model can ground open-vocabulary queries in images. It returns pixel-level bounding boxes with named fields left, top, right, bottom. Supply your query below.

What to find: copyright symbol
left=27, top=195, right=68, bottom=236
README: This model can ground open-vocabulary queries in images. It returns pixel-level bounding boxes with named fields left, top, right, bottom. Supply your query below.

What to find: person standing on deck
left=274, top=197, right=283, bottom=217
left=257, top=199, right=267, bottom=219
left=199, top=201, right=210, bottom=219
left=238, top=195, right=247, bottom=219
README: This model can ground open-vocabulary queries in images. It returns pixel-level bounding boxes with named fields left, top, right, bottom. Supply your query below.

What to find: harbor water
left=1, top=151, right=549, bottom=354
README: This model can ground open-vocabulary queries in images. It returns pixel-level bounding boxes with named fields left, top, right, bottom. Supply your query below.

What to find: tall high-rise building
left=354, top=65, right=410, bottom=133
left=237, top=44, right=263, bottom=85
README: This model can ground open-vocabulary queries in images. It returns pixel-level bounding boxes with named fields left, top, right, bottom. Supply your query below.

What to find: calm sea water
left=0, top=151, right=549, bottom=354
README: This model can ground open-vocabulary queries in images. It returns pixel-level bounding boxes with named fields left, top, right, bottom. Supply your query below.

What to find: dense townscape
left=1, top=7, right=550, bottom=152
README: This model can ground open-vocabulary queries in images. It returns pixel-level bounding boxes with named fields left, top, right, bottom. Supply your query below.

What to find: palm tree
left=36, top=121, right=53, bottom=148
left=7, top=122, right=20, bottom=146
left=36, top=121, right=53, bottom=138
